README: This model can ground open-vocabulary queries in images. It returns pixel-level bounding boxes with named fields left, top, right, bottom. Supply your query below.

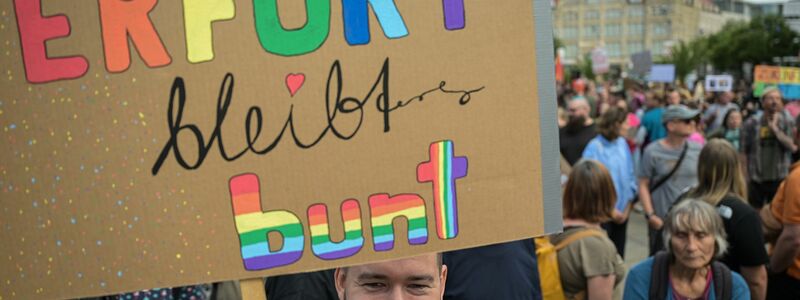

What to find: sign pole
left=240, top=278, right=266, bottom=300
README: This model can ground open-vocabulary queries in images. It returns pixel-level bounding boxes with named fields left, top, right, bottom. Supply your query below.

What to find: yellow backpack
left=535, top=229, right=605, bottom=300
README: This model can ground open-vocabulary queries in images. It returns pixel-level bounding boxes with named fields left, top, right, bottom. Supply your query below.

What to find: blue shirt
left=623, top=257, right=750, bottom=300
left=582, top=135, right=638, bottom=212
left=642, top=107, right=666, bottom=143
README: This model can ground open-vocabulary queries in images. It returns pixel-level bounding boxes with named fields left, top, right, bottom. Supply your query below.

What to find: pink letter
left=13, top=0, right=88, bottom=83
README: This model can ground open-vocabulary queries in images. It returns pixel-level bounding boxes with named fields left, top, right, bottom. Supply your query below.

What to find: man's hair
left=663, top=199, right=729, bottom=259
left=563, top=160, right=615, bottom=223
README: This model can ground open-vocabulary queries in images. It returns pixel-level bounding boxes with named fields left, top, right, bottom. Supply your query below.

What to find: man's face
left=667, top=117, right=696, bottom=137
left=762, top=90, right=783, bottom=114
left=567, top=100, right=590, bottom=120
left=667, top=91, right=681, bottom=106
left=335, top=254, right=447, bottom=300
left=720, top=91, right=734, bottom=104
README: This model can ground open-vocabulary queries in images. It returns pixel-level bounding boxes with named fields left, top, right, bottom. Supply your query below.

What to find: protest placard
left=754, top=65, right=800, bottom=99
left=705, top=75, right=734, bottom=92
left=647, top=64, right=675, bottom=83
left=591, top=47, right=610, bottom=75
left=630, top=51, right=652, bottom=76
left=0, top=1, right=560, bottom=298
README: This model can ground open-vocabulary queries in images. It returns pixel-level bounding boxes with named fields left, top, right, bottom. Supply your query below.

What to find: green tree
left=706, top=15, right=800, bottom=73
left=660, top=38, right=708, bottom=83
left=577, top=52, right=596, bottom=81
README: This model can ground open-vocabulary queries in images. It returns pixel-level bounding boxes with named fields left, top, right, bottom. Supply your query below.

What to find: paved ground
left=624, top=209, right=649, bottom=269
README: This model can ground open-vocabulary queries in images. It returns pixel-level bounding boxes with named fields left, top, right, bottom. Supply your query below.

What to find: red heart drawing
left=285, top=73, right=305, bottom=97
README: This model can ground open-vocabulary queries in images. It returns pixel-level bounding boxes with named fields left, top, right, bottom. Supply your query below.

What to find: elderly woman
left=623, top=200, right=750, bottom=300
left=684, top=139, right=767, bottom=300
left=551, top=160, right=626, bottom=300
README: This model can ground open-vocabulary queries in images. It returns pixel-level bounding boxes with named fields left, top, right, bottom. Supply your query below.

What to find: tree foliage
left=660, top=38, right=708, bottom=83
left=706, top=15, right=800, bottom=73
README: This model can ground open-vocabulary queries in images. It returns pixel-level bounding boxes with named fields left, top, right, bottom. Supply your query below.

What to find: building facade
left=553, top=0, right=750, bottom=65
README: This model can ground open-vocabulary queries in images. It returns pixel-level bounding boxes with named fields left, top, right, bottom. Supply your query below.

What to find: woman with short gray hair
left=623, top=200, right=750, bottom=300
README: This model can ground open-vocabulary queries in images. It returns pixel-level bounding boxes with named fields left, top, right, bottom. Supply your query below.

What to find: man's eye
left=407, top=284, right=432, bottom=294
left=360, top=282, right=386, bottom=290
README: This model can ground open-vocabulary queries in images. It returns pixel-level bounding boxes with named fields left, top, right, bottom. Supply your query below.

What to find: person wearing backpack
left=623, top=200, right=750, bottom=300
left=546, top=160, right=626, bottom=300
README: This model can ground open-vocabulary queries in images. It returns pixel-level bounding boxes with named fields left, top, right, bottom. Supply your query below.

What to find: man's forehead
left=348, top=255, right=439, bottom=278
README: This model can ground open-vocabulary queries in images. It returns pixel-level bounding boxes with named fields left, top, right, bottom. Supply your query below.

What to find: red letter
left=13, top=0, right=88, bottom=83
left=98, top=0, right=171, bottom=72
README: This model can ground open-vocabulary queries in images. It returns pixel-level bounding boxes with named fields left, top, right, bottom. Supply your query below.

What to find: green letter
left=253, top=0, right=330, bottom=56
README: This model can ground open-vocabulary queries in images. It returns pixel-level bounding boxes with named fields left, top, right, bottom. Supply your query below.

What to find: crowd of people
left=555, top=78, right=800, bottom=300
left=90, top=79, right=800, bottom=300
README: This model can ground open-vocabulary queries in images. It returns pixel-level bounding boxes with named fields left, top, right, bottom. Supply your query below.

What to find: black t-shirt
left=443, top=239, right=542, bottom=300
left=559, top=123, right=598, bottom=166
left=716, top=196, right=769, bottom=272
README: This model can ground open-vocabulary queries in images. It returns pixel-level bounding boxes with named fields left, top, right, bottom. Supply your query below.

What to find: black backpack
left=649, top=251, right=733, bottom=300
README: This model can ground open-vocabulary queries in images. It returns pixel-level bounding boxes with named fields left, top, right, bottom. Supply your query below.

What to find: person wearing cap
left=637, top=105, right=703, bottom=255
left=741, top=87, right=798, bottom=209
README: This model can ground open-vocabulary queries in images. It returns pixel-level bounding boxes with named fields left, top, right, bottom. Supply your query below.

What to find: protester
left=623, top=200, right=750, bottom=300
left=708, top=109, right=743, bottom=151
left=334, top=253, right=447, bottom=300
left=765, top=161, right=800, bottom=300
left=638, top=91, right=667, bottom=149
left=704, top=91, right=739, bottom=133
left=552, top=160, right=626, bottom=299
left=638, top=105, right=702, bottom=254
left=684, top=139, right=768, bottom=300
left=560, top=97, right=598, bottom=165
left=741, top=87, right=798, bottom=208
left=442, top=240, right=542, bottom=300
left=666, top=88, right=683, bottom=106
left=582, top=107, right=637, bottom=257
left=265, top=270, right=337, bottom=300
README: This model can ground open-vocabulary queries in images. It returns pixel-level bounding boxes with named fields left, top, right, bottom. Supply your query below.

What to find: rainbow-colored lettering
left=368, top=194, right=428, bottom=251
left=308, top=200, right=364, bottom=260
left=417, top=140, right=468, bottom=239
left=230, top=174, right=304, bottom=270
left=228, top=140, right=467, bottom=270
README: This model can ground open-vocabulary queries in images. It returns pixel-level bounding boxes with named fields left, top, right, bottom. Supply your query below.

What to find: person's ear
left=439, top=264, right=448, bottom=299
left=334, top=268, right=347, bottom=300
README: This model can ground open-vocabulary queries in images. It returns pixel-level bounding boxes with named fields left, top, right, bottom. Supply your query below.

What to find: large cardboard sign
left=0, top=1, right=560, bottom=299
left=754, top=65, right=800, bottom=99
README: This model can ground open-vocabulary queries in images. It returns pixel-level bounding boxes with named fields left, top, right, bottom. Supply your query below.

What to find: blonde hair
left=686, top=139, right=747, bottom=205
left=664, top=199, right=729, bottom=258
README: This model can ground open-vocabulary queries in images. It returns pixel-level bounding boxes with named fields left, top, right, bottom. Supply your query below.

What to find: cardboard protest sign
left=705, top=75, right=733, bottom=92
left=591, top=47, right=610, bottom=75
left=647, top=64, right=675, bottom=83
left=754, top=65, right=800, bottom=99
left=630, top=51, right=652, bottom=76
left=0, top=0, right=561, bottom=298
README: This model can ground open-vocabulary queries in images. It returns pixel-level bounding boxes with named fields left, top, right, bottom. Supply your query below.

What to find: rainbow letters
left=417, top=140, right=468, bottom=240
left=12, top=0, right=467, bottom=83
left=229, top=141, right=468, bottom=270
left=308, top=200, right=365, bottom=260
left=229, top=174, right=305, bottom=271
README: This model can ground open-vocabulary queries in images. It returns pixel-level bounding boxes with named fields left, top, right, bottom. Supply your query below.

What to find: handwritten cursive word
left=151, top=58, right=484, bottom=175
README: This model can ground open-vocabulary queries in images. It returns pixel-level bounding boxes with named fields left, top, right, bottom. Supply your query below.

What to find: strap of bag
left=649, top=142, right=689, bottom=193
left=649, top=251, right=671, bottom=300
left=553, top=229, right=605, bottom=251
left=711, top=261, right=733, bottom=300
